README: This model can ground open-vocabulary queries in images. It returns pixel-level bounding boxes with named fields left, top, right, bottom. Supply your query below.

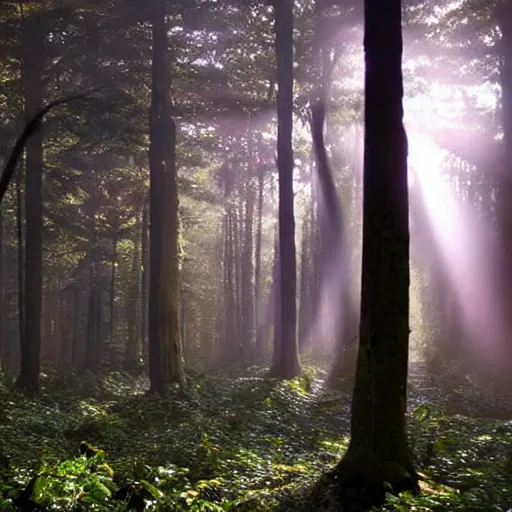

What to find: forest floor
left=0, top=362, right=511, bottom=511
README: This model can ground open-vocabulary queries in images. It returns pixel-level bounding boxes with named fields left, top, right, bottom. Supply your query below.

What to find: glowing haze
left=320, top=18, right=508, bottom=374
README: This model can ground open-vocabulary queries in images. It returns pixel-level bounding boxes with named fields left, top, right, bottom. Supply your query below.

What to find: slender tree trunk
left=149, top=0, right=185, bottom=393
left=84, top=173, right=100, bottom=371
left=71, top=287, right=80, bottom=368
left=85, top=270, right=101, bottom=371
left=224, top=211, right=237, bottom=357
left=42, top=278, right=60, bottom=361
left=232, top=207, right=242, bottom=349
left=241, top=123, right=256, bottom=360
left=312, top=97, right=358, bottom=381
left=270, top=230, right=281, bottom=371
left=180, top=292, right=187, bottom=352
left=222, top=211, right=230, bottom=355
left=254, top=164, right=264, bottom=352
left=299, top=155, right=319, bottom=351
left=124, top=218, right=141, bottom=371
left=109, top=217, right=119, bottom=348
left=298, top=211, right=311, bottom=348
left=222, top=211, right=229, bottom=349
left=308, top=162, right=323, bottom=344
left=140, top=202, right=149, bottom=364
left=17, top=13, right=44, bottom=396
left=54, top=285, right=61, bottom=361
left=271, top=0, right=300, bottom=378
left=333, top=0, right=417, bottom=504
left=310, top=0, right=357, bottom=381
left=58, top=289, right=71, bottom=364
left=16, top=118, right=25, bottom=363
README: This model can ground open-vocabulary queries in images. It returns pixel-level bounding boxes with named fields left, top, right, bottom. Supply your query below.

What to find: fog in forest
left=1, top=0, right=512, bottom=510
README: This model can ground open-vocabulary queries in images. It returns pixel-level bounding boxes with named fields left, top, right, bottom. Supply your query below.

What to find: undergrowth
left=0, top=363, right=510, bottom=511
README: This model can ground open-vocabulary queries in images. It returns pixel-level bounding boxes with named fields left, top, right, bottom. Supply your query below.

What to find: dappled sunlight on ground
left=0, top=363, right=511, bottom=510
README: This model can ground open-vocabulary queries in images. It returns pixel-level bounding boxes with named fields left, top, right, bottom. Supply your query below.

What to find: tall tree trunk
left=16, top=118, right=24, bottom=369
left=140, top=202, right=149, bottom=364
left=180, top=292, right=187, bottom=353
left=148, top=0, right=185, bottom=393
left=333, top=0, right=417, bottom=504
left=58, top=289, right=71, bottom=364
left=109, top=216, right=119, bottom=349
left=224, top=211, right=237, bottom=357
left=241, top=122, right=256, bottom=360
left=270, top=229, right=281, bottom=371
left=17, top=13, right=44, bottom=396
left=71, top=287, right=80, bottom=368
left=232, top=207, right=242, bottom=350
left=85, top=282, right=101, bottom=371
left=54, top=285, right=62, bottom=361
left=298, top=211, right=311, bottom=348
left=84, top=175, right=100, bottom=371
left=222, top=210, right=229, bottom=352
left=254, top=164, right=265, bottom=352
left=310, top=0, right=357, bottom=382
left=313, top=98, right=358, bottom=382
left=124, top=218, right=141, bottom=371
left=271, top=0, right=300, bottom=378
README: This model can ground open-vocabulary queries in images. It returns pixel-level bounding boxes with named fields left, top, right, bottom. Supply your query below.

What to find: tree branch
left=0, top=87, right=101, bottom=204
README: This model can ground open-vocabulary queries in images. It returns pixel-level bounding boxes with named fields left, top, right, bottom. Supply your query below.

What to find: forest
left=1, top=0, right=512, bottom=510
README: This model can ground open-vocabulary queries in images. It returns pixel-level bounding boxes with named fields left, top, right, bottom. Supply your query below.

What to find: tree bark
left=85, top=283, right=101, bottom=371
left=224, top=210, right=237, bottom=357
left=271, top=0, right=300, bottom=378
left=270, top=230, right=281, bottom=371
left=58, top=289, right=72, bottom=365
left=84, top=174, right=100, bottom=371
left=149, top=0, right=185, bottom=393
left=109, top=215, right=119, bottom=350
left=140, top=201, right=149, bottom=364
left=333, top=0, right=417, bottom=505
left=234, top=204, right=243, bottom=348
left=125, top=214, right=141, bottom=371
left=254, top=163, right=265, bottom=352
left=16, top=168, right=25, bottom=370
left=17, top=12, right=44, bottom=396
left=298, top=210, right=311, bottom=348
left=241, top=121, right=256, bottom=360
left=496, top=0, right=512, bottom=371
left=71, top=287, right=81, bottom=368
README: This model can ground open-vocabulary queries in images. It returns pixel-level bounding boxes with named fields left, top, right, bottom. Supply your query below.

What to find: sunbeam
left=408, top=133, right=507, bottom=369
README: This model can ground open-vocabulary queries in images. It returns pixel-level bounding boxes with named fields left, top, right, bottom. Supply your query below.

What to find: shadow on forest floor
left=0, top=361, right=511, bottom=510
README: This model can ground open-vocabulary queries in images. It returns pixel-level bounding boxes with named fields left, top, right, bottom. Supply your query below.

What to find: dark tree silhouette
left=16, top=12, right=45, bottom=397
left=270, top=0, right=300, bottom=379
left=148, top=0, right=186, bottom=393
left=332, top=0, right=418, bottom=505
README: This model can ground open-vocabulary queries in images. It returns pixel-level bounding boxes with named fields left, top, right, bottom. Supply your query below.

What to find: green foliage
left=0, top=366, right=512, bottom=510
left=0, top=451, right=115, bottom=511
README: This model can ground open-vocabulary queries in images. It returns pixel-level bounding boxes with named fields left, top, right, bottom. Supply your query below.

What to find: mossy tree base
left=329, top=447, right=419, bottom=511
